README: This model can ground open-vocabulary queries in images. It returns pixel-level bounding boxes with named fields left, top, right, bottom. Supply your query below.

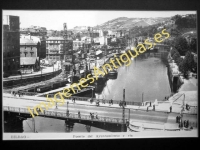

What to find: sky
left=3, top=10, right=196, bottom=30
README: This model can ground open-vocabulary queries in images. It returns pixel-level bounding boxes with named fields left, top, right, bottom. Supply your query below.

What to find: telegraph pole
left=121, top=89, right=125, bottom=132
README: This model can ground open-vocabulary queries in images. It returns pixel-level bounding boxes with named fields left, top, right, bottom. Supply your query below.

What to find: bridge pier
left=65, top=120, right=74, bottom=132
left=85, top=125, right=91, bottom=132
left=4, top=112, right=27, bottom=133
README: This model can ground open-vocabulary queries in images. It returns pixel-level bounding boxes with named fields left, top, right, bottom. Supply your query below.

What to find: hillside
left=95, top=17, right=170, bottom=30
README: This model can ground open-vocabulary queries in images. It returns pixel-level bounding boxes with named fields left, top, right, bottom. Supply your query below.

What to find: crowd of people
left=11, top=90, right=23, bottom=97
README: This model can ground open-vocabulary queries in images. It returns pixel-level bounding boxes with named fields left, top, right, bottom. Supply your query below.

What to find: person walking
left=111, top=99, right=113, bottom=105
left=102, top=99, right=105, bottom=104
left=96, top=113, right=98, bottom=119
left=72, top=98, right=75, bottom=103
left=153, top=104, right=155, bottom=111
left=66, top=110, right=69, bottom=117
left=124, top=101, right=126, bottom=107
left=90, top=112, right=94, bottom=119
left=170, top=106, right=172, bottom=113
left=119, top=101, right=122, bottom=107
left=13, top=91, right=16, bottom=97
left=96, top=100, right=100, bottom=106
left=78, top=111, right=81, bottom=118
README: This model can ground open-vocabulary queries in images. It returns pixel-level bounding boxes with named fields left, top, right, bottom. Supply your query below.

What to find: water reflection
left=95, top=55, right=171, bottom=102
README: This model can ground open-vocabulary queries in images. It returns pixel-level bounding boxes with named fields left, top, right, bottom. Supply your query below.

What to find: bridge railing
left=37, top=94, right=143, bottom=106
left=3, top=106, right=128, bottom=124
left=63, top=97, right=142, bottom=106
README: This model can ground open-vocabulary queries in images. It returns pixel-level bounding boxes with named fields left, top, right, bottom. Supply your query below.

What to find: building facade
left=73, top=40, right=84, bottom=51
left=46, top=37, right=73, bottom=61
left=20, top=35, right=41, bottom=57
left=20, top=35, right=41, bottom=73
left=3, top=15, right=20, bottom=75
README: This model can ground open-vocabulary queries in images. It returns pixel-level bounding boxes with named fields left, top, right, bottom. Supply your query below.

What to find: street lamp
left=41, top=66, right=43, bottom=78
left=67, top=101, right=69, bottom=116
left=91, top=88, right=94, bottom=101
left=122, top=89, right=126, bottom=132
left=142, top=92, right=144, bottom=103
left=53, top=63, right=54, bottom=77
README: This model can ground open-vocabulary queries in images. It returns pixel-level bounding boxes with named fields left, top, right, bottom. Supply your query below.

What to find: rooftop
left=20, top=35, right=40, bottom=45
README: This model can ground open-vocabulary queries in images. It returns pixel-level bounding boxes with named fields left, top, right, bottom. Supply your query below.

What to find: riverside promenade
left=3, top=65, right=61, bottom=81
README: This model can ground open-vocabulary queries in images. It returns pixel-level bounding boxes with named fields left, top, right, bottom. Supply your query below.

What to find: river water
left=22, top=54, right=171, bottom=133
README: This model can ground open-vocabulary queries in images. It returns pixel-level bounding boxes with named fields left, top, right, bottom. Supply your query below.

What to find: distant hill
left=95, top=17, right=170, bottom=30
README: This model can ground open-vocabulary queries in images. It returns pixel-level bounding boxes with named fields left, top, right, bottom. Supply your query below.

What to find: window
left=30, top=52, right=34, bottom=57
left=24, top=52, right=28, bottom=57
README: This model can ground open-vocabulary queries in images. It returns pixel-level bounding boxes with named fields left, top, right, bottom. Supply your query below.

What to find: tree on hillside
left=172, top=52, right=181, bottom=64
left=174, top=36, right=189, bottom=56
left=170, top=48, right=179, bottom=57
left=176, top=57, right=184, bottom=66
left=179, top=59, right=189, bottom=78
left=172, top=14, right=196, bottom=29
left=190, top=38, right=197, bottom=53
left=184, top=51, right=196, bottom=72
left=178, top=51, right=197, bottom=77
left=171, top=15, right=182, bottom=21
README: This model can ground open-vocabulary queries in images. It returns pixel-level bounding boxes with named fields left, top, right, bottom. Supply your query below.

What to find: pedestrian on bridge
left=66, top=110, right=69, bottom=116
left=124, top=101, right=126, bottom=107
left=119, top=101, right=122, bottom=107
left=78, top=111, right=81, bottom=118
left=170, top=106, right=172, bottom=113
left=18, top=92, right=21, bottom=97
left=96, top=113, right=98, bottom=119
left=72, top=98, right=75, bottom=103
left=96, top=100, right=100, bottom=106
left=13, top=91, right=16, bottom=97
left=153, top=105, right=155, bottom=111
left=55, top=102, right=58, bottom=109
left=110, top=99, right=113, bottom=105
left=11, top=90, right=13, bottom=96
left=90, top=112, right=94, bottom=119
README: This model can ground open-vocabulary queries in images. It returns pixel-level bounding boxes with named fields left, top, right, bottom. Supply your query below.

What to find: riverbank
left=166, top=52, right=198, bottom=106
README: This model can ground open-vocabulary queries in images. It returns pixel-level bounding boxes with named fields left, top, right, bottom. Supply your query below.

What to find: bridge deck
left=3, top=106, right=128, bottom=125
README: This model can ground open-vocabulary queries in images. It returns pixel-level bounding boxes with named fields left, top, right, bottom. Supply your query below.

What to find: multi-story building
left=3, top=15, right=20, bottom=75
left=46, top=37, right=73, bottom=62
left=73, top=40, right=84, bottom=51
left=20, top=35, right=41, bottom=57
left=20, top=35, right=41, bottom=72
